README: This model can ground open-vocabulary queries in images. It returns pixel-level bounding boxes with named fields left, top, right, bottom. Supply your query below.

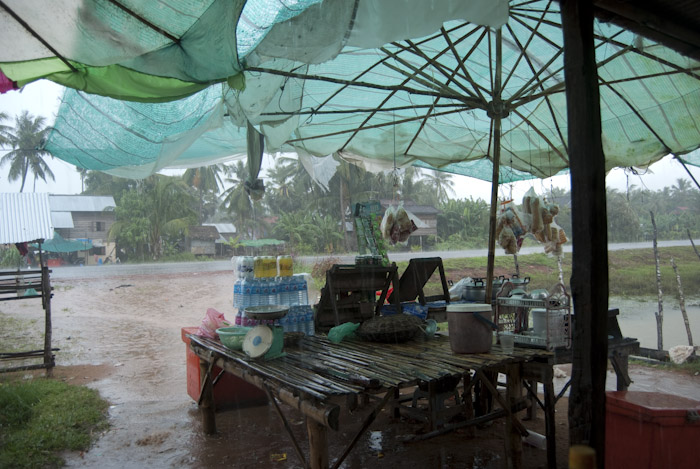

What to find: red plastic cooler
left=606, top=391, right=700, bottom=469
left=181, top=327, right=267, bottom=409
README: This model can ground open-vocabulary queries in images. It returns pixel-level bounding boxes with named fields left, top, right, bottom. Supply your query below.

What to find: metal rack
left=495, top=282, right=571, bottom=351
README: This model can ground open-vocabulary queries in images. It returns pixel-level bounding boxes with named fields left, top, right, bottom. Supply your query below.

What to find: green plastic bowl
left=216, top=326, right=252, bottom=351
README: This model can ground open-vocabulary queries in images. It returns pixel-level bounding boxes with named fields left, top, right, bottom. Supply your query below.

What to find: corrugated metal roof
left=51, top=211, right=75, bottom=229
left=0, top=193, right=54, bottom=244
left=203, top=223, right=236, bottom=234
left=48, top=195, right=116, bottom=212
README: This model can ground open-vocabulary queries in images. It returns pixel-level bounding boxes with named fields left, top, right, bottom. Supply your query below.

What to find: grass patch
left=430, top=246, right=699, bottom=297
left=0, top=378, right=109, bottom=468
left=0, top=313, right=40, bottom=354
left=629, top=357, right=700, bottom=376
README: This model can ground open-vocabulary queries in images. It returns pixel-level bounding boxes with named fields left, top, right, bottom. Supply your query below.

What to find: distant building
left=203, top=223, right=237, bottom=256
left=49, top=195, right=116, bottom=264
left=187, top=225, right=219, bottom=256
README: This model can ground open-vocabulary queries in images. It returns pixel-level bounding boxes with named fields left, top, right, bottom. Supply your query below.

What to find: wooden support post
left=41, top=265, right=53, bottom=374
left=504, top=364, right=523, bottom=469
left=561, top=1, right=609, bottom=466
left=198, top=357, right=216, bottom=435
left=306, top=417, right=329, bottom=469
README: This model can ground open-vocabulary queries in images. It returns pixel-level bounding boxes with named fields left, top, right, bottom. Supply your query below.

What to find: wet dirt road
left=5, top=270, right=699, bottom=468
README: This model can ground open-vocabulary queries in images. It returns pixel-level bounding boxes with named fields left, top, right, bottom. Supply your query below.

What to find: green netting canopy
left=3, top=0, right=700, bottom=182
left=33, top=232, right=92, bottom=253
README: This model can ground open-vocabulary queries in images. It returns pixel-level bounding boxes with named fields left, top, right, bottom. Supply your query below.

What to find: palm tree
left=424, top=169, right=456, bottom=205
left=0, top=111, right=54, bottom=192
left=0, top=111, right=10, bottom=145
left=221, top=161, right=255, bottom=235
left=183, top=164, right=224, bottom=223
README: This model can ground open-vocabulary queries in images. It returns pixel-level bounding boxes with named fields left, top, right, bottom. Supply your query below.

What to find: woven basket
left=357, top=314, right=422, bottom=343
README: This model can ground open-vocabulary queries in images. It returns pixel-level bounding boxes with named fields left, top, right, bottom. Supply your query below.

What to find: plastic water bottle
left=306, top=307, right=315, bottom=336
left=287, top=275, right=298, bottom=306
left=268, top=278, right=278, bottom=305
left=241, top=277, right=253, bottom=309
left=297, top=275, right=309, bottom=305
left=250, top=278, right=261, bottom=307
left=233, top=277, right=243, bottom=309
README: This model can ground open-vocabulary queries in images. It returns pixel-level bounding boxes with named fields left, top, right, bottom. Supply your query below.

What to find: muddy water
left=3, top=271, right=698, bottom=468
left=611, top=296, right=700, bottom=349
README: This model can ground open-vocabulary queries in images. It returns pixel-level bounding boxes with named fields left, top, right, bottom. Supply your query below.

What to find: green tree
left=0, top=111, right=54, bottom=192
left=109, top=175, right=196, bottom=260
left=82, top=170, right=138, bottom=204
left=606, top=188, right=641, bottom=241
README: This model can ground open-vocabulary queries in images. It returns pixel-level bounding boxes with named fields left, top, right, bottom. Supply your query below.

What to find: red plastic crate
left=606, top=391, right=700, bottom=469
left=181, top=327, right=267, bottom=409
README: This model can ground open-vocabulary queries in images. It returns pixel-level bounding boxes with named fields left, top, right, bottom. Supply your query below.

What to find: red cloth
left=15, top=242, right=28, bottom=256
left=0, top=68, right=18, bottom=94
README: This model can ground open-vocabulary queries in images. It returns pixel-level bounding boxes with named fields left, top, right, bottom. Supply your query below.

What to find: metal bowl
left=244, top=305, right=289, bottom=320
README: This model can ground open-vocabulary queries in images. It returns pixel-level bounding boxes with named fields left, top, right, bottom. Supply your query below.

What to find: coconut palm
left=0, top=111, right=54, bottom=192
left=183, top=164, right=225, bottom=223
left=221, top=161, right=255, bottom=235
left=423, top=169, right=456, bottom=205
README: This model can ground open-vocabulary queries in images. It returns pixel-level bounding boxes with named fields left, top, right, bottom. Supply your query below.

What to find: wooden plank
left=561, top=1, right=609, bottom=465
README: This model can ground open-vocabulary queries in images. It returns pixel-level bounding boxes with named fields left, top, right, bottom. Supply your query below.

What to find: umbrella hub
left=486, top=100, right=510, bottom=119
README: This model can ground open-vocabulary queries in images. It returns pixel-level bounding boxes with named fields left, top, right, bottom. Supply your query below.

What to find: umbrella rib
left=0, top=0, right=78, bottom=73
left=603, top=67, right=700, bottom=85
left=246, top=66, right=471, bottom=102
left=504, top=22, right=569, bottom=155
left=598, top=78, right=673, bottom=154
left=379, top=54, right=464, bottom=99
left=105, top=0, right=180, bottom=43
left=511, top=108, right=568, bottom=165
left=307, top=22, right=481, bottom=118
left=439, top=26, right=491, bottom=104
left=395, top=38, right=483, bottom=102
left=512, top=10, right=700, bottom=81
left=286, top=108, right=467, bottom=144
left=403, top=56, right=471, bottom=155
left=258, top=103, right=465, bottom=117
left=501, top=0, right=553, bottom=92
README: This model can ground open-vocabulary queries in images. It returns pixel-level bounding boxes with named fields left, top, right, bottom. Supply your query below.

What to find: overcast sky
left=0, top=80, right=696, bottom=201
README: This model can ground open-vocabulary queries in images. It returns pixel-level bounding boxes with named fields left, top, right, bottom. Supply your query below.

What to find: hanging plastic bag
left=197, top=307, right=231, bottom=339
left=380, top=205, right=397, bottom=239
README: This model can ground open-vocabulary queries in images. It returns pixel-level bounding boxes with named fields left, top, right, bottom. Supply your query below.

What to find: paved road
left=47, top=239, right=698, bottom=280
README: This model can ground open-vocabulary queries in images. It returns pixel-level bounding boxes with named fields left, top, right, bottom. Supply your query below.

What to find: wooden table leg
left=199, top=357, right=216, bottom=435
left=543, top=375, right=557, bottom=468
left=307, top=417, right=329, bottom=469
left=463, top=373, right=475, bottom=438
left=611, top=351, right=632, bottom=391
left=505, top=364, right=523, bottom=469
left=525, top=379, right=537, bottom=420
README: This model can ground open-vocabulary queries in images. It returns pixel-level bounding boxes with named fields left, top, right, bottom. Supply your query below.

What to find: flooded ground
left=2, top=270, right=699, bottom=468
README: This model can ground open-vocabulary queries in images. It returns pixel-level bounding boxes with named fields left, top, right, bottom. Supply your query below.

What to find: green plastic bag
left=328, top=322, right=360, bottom=344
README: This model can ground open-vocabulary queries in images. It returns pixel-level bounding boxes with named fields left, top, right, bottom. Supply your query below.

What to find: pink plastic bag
left=197, top=308, right=230, bottom=339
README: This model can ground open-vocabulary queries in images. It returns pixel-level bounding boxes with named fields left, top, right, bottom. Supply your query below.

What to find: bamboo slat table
left=187, top=333, right=555, bottom=469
